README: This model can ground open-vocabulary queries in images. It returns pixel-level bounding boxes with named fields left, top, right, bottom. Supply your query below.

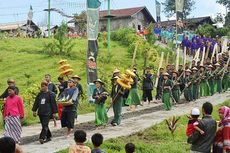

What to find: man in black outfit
left=32, top=81, right=58, bottom=144
left=142, top=67, right=153, bottom=105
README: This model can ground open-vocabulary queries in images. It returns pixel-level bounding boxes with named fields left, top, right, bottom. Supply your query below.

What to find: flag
left=155, top=0, right=161, bottom=22
left=86, top=0, right=101, bottom=103
left=87, top=0, right=101, bottom=40
left=176, top=0, right=184, bottom=12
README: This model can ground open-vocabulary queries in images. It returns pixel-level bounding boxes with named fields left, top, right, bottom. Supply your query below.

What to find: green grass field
left=57, top=100, right=230, bottom=153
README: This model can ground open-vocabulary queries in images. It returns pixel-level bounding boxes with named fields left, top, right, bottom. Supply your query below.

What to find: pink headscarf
left=219, top=106, right=230, bottom=122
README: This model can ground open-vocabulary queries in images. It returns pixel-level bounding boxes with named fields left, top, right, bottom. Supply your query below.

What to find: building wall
left=99, top=10, right=151, bottom=32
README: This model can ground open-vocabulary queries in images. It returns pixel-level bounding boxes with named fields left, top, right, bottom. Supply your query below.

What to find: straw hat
left=72, top=75, right=81, bottom=80
left=93, top=79, right=104, bottom=85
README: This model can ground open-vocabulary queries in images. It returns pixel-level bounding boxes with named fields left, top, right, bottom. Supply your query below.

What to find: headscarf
left=219, top=106, right=230, bottom=122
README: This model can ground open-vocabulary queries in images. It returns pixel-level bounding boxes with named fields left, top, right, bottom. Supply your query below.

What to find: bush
left=43, top=22, right=75, bottom=57
left=196, top=24, right=228, bottom=37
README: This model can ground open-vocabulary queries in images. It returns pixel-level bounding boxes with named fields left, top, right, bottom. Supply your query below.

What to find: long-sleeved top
left=0, top=86, right=19, bottom=99
left=48, top=82, right=57, bottom=95
left=93, top=87, right=107, bottom=104
left=3, top=95, right=24, bottom=119
left=76, top=83, right=83, bottom=98
left=187, top=115, right=217, bottom=152
left=142, top=73, right=154, bottom=90
left=32, top=91, right=58, bottom=116
left=59, top=87, right=79, bottom=111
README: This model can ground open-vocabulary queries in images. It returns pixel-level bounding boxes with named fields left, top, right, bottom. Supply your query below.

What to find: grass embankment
left=57, top=100, right=230, bottom=153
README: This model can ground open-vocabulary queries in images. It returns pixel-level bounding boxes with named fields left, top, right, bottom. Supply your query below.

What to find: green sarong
left=222, top=75, right=228, bottom=92
left=184, top=85, right=193, bottom=102
left=208, top=80, right=215, bottom=96
left=163, top=92, right=171, bottom=110
left=216, top=79, right=222, bottom=93
left=125, top=88, right=140, bottom=106
left=192, top=84, right=199, bottom=100
left=112, top=97, right=123, bottom=125
left=95, top=103, right=108, bottom=126
left=172, top=89, right=180, bottom=103
left=200, top=81, right=210, bottom=97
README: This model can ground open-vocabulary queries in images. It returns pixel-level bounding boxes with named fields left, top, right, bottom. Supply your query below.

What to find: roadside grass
left=57, top=100, right=230, bottom=153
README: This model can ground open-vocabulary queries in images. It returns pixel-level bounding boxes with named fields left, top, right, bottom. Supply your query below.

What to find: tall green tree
left=163, top=0, right=195, bottom=19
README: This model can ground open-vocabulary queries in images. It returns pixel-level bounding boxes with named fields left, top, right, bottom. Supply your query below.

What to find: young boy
left=69, top=130, right=91, bottom=153
left=125, top=143, right=135, bottom=153
left=186, top=108, right=205, bottom=137
left=91, top=133, right=106, bottom=153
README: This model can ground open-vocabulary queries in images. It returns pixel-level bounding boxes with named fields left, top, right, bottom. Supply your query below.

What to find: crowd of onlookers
left=0, top=131, right=136, bottom=153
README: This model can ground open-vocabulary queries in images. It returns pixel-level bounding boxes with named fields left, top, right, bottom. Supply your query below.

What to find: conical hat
left=93, top=79, right=104, bottom=85
left=192, top=67, right=198, bottom=71
left=113, top=69, right=120, bottom=74
left=163, top=72, right=169, bottom=76
left=185, top=69, right=192, bottom=73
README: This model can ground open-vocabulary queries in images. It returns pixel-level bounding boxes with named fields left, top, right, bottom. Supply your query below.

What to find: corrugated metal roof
left=0, top=21, right=27, bottom=30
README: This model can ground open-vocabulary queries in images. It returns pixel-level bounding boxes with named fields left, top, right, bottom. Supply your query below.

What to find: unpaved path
left=21, top=91, right=230, bottom=153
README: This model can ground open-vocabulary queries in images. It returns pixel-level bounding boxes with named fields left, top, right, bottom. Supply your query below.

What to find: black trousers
left=142, top=89, right=153, bottom=102
left=61, top=110, right=75, bottom=129
left=155, top=87, right=162, bottom=100
left=39, top=115, right=51, bottom=140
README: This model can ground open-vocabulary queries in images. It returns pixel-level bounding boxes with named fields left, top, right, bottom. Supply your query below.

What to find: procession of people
left=0, top=32, right=229, bottom=153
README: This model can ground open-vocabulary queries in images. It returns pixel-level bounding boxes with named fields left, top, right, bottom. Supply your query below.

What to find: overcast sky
left=0, top=0, right=227, bottom=26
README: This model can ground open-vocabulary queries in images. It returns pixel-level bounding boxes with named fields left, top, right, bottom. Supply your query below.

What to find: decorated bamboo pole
left=131, top=41, right=139, bottom=67
left=175, top=47, right=180, bottom=71
left=166, top=52, right=169, bottom=65
left=221, top=38, right=228, bottom=54
left=183, top=47, right=186, bottom=70
left=201, top=46, right=206, bottom=65
left=154, top=52, right=164, bottom=88
left=205, top=42, right=211, bottom=60
left=211, top=43, right=217, bottom=63
left=194, top=48, right=200, bottom=65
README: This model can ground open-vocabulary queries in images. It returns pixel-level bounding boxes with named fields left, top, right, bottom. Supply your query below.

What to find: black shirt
left=32, top=91, right=58, bottom=116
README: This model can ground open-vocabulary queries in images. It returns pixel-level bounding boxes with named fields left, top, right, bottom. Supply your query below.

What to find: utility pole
left=107, top=0, right=111, bottom=57
left=48, top=0, right=51, bottom=38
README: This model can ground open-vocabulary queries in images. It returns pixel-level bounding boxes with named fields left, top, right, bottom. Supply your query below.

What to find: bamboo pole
left=175, top=47, right=180, bottom=71
left=201, top=46, right=206, bottom=65
left=154, top=52, right=164, bottom=88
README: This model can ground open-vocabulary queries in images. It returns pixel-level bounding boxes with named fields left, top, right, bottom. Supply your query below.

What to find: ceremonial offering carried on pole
left=57, top=59, right=74, bottom=106
left=107, top=69, right=135, bottom=112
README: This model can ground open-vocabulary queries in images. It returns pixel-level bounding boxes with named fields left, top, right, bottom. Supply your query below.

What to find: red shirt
left=186, top=119, right=199, bottom=137
left=3, top=95, right=24, bottom=119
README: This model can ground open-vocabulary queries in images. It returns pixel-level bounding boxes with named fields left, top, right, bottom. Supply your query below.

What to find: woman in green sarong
left=162, top=72, right=173, bottom=110
left=207, top=65, right=215, bottom=96
left=199, top=66, right=210, bottom=97
left=214, top=63, right=223, bottom=93
left=126, top=70, right=141, bottom=111
left=184, top=69, right=193, bottom=102
left=111, top=76, right=124, bottom=126
left=171, top=71, right=180, bottom=103
left=191, top=67, right=199, bottom=101
left=92, top=79, right=108, bottom=127
left=222, top=64, right=229, bottom=92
